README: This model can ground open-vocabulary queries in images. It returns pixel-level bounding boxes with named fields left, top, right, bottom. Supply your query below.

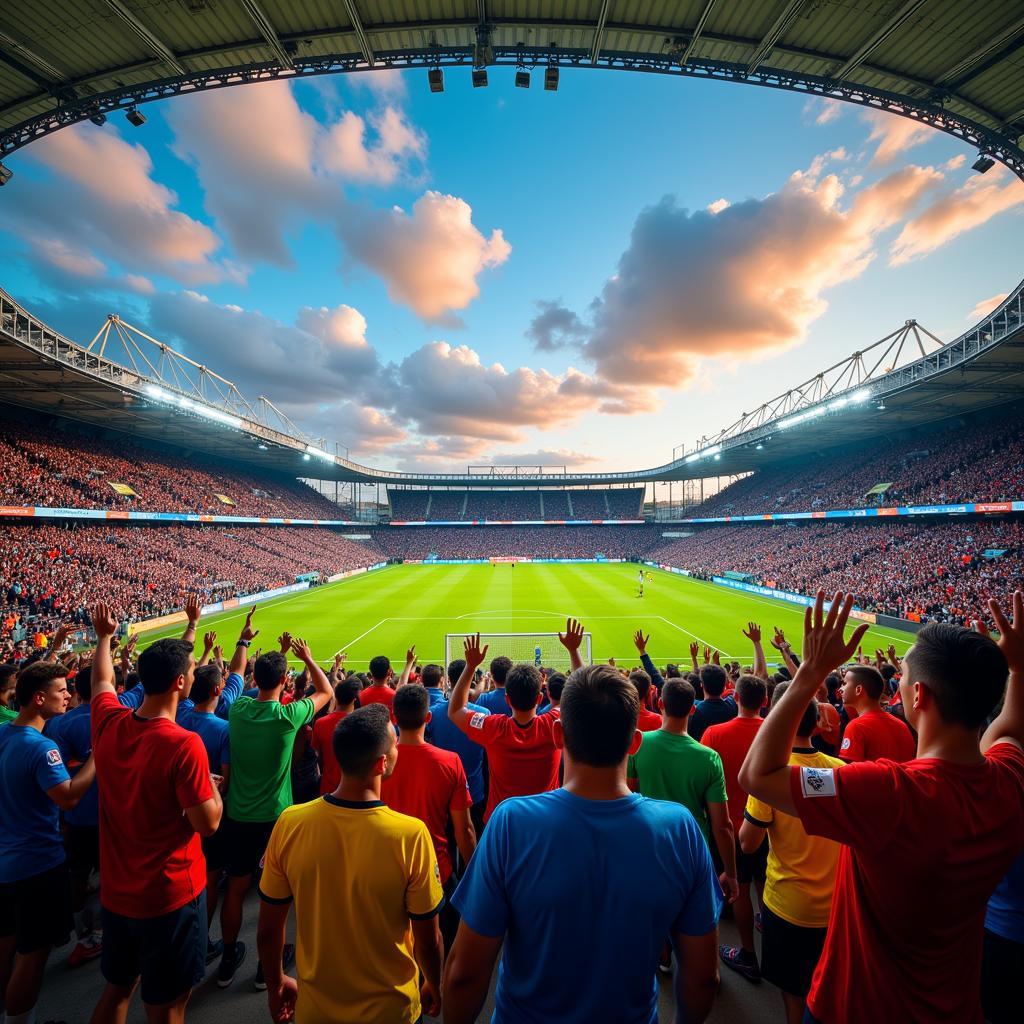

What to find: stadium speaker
left=472, top=68, right=488, bottom=88
left=515, top=70, right=530, bottom=88
left=0, top=163, right=12, bottom=186
left=125, top=106, right=147, bottom=127
left=544, top=66, right=559, bottom=91
left=89, top=112, right=107, bottom=126
left=972, top=154, right=995, bottom=174
left=428, top=68, right=444, bottom=93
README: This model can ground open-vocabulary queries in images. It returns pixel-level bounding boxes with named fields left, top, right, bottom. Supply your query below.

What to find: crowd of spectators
left=388, top=487, right=644, bottom=521
left=0, top=419, right=342, bottom=518
left=0, top=524, right=384, bottom=640
left=649, top=519, right=1023, bottom=625
left=694, top=408, right=1024, bottom=517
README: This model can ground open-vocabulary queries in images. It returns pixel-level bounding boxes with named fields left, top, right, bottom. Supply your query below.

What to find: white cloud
left=967, top=293, right=1009, bottom=321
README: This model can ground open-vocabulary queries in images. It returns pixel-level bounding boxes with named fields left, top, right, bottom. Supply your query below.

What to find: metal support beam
left=237, top=0, right=294, bottom=70
left=0, top=29, right=66, bottom=87
left=98, top=0, right=186, bottom=75
left=590, top=0, right=613, bottom=65
left=746, top=0, right=808, bottom=76
left=680, top=0, right=720, bottom=66
left=340, top=0, right=375, bottom=65
left=933, top=14, right=1024, bottom=88
left=833, top=0, right=931, bottom=81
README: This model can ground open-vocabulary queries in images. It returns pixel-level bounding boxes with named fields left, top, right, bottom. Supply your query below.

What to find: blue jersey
left=475, top=688, right=511, bottom=717
left=453, top=789, right=722, bottom=1024
left=0, top=724, right=71, bottom=881
left=423, top=687, right=490, bottom=804
left=176, top=672, right=243, bottom=775
left=986, top=851, right=1024, bottom=944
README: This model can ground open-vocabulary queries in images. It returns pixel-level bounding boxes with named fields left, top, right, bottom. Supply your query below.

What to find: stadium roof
left=1, top=1, right=1023, bottom=172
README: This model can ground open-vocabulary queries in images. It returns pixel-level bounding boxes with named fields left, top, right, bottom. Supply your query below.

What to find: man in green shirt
left=0, top=664, right=17, bottom=723
left=216, top=618, right=333, bottom=989
left=628, top=678, right=738, bottom=905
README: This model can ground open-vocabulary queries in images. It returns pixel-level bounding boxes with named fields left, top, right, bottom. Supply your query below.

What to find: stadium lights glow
left=850, top=388, right=872, bottom=403
left=302, top=453, right=311, bottom=461
left=0, top=163, right=12, bottom=186
left=257, top=444, right=268, bottom=450
left=305, top=444, right=336, bottom=462
left=144, top=384, right=242, bottom=428
left=755, top=443, right=764, bottom=450
left=713, top=453, right=721, bottom=461
left=125, top=106, right=146, bottom=127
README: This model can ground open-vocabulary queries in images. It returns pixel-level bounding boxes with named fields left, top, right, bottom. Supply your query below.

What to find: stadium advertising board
left=710, top=576, right=877, bottom=623
left=326, top=562, right=387, bottom=583
left=683, top=500, right=1023, bottom=524
left=0, top=505, right=354, bottom=525
left=644, top=562, right=692, bottom=577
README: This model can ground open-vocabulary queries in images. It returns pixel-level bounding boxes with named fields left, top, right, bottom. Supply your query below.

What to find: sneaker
left=217, top=942, right=247, bottom=988
left=68, top=934, right=103, bottom=967
left=206, top=938, right=224, bottom=966
left=254, top=943, right=296, bottom=991
left=719, top=945, right=761, bottom=983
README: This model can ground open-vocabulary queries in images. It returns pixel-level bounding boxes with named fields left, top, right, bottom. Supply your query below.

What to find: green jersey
left=227, top=696, right=315, bottom=822
left=627, top=730, right=727, bottom=843
left=0, top=705, right=16, bottom=724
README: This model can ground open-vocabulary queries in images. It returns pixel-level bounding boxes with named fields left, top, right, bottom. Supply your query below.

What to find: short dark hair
left=190, top=664, right=222, bottom=704
left=421, top=664, right=443, bottom=688
left=845, top=665, right=884, bottom=700
left=505, top=664, right=542, bottom=711
left=700, top=663, right=727, bottom=697
left=15, top=662, right=68, bottom=707
left=74, top=664, right=93, bottom=702
left=253, top=651, right=288, bottom=690
left=662, top=678, right=696, bottom=718
left=0, top=663, right=17, bottom=691
left=334, top=678, right=362, bottom=706
left=138, top=638, right=193, bottom=696
left=369, top=655, right=390, bottom=682
left=665, top=664, right=681, bottom=679
left=546, top=672, right=566, bottom=701
left=560, top=665, right=638, bottom=766
left=904, top=622, right=1008, bottom=729
left=393, top=685, right=430, bottom=730
left=628, top=669, right=652, bottom=702
left=447, top=659, right=465, bottom=686
left=333, top=704, right=393, bottom=777
left=685, top=672, right=704, bottom=700
left=880, top=663, right=897, bottom=683
left=490, top=656, right=512, bottom=685
left=736, top=674, right=767, bottom=711
left=772, top=680, right=819, bottom=736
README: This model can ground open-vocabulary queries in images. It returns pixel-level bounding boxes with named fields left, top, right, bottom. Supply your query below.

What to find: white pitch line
left=654, top=614, right=727, bottom=654
left=338, top=619, right=388, bottom=650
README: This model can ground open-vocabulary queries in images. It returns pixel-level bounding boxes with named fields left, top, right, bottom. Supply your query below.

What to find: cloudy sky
left=2, top=68, right=1022, bottom=474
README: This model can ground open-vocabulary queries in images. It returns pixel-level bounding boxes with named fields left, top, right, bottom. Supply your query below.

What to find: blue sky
left=2, top=66, right=1021, bottom=473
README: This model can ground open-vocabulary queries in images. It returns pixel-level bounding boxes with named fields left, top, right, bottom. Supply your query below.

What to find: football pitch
left=137, top=563, right=917, bottom=669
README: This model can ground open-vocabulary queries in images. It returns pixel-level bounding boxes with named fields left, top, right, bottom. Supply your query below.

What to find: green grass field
left=137, top=563, right=917, bottom=670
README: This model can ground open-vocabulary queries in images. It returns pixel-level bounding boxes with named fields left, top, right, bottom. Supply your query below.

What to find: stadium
left=1, top=3, right=1023, bottom=1024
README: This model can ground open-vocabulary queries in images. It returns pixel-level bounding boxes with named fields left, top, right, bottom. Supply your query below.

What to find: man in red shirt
left=628, top=671, right=663, bottom=731
left=449, top=621, right=585, bottom=821
left=703, top=674, right=767, bottom=982
left=311, top=677, right=361, bottom=795
left=358, top=655, right=396, bottom=712
left=838, top=665, right=916, bottom=763
left=741, top=589, right=1024, bottom=1024
left=87, top=601, right=222, bottom=1023
left=382, top=685, right=476, bottom=951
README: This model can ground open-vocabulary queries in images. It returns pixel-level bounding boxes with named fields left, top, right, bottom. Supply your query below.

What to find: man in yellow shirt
left=257, top=703, right=444, bottom=1024
left=738, top=682, right=842, bottom=1024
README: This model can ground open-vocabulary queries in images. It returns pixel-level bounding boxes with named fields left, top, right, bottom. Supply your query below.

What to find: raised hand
left=213, top=645, right=223, bottom=663
left=405, top=645, right=416, bottom=665
left=52, top=622, right=75, bottom=647
left=689, top=641, right=699, bottom=661
left=463, top=633, right=489, bottom=672
left=712, top=650, right=721, bottom=665
left=771, top=627, right=787, bottom=651
left=277, top=631, right=292, bottom=653
left=203, top=630, right=217, bottom=651
left=742, top=622, right=761, bottom=643
left=90, top=601, right=118, bottom=639
left=289, top=637, right=314, bottom=664
left=801, top=591, right=870, bottom=678
left=633, top=630, right=649, bottom=656
left=983, top=589, right=1024, bottom=674
left=702, top=645, right=712, bottom=664
left=184, top=593, right=202, bottom=625
left=240, top=607, right=259, bottom=642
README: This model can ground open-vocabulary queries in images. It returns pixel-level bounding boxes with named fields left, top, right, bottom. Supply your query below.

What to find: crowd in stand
left=649, top=520, right=1024, bottom=625
left=1, top=590, right=1021, bottom=1024
left=0, top=420, right=341, bottom=518
left=388, top=487, right=644, bottom=521
left=694, top=408, right=1024, bottom=517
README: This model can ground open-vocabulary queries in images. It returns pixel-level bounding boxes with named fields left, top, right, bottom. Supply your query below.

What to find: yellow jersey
left=259, top=796, right=444, bottom=1024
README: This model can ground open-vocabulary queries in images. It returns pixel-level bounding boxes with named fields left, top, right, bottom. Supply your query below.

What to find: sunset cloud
left=967, top=292, right=1009, bottom=321
left=864, top=109, right=938, bottom=166
left=527, top=300, right=589, bottom=352
left=321, top=106, right=426, bottom=185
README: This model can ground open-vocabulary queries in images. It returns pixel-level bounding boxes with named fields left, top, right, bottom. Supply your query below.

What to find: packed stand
left=0, top=419, right=343, bottom=518
left=650, top=518, right=1024, bottom=624
left=2, top=582, right=1022, bottom=1024
left=692, top=408, right=1024, bottom=517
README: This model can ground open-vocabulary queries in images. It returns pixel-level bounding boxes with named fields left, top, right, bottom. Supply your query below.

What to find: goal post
left=444, top=632, right=593, bottom=672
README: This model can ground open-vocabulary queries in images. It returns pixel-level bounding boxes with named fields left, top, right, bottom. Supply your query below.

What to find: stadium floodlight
left=755, top=443, right=764, bottom=450
left=544, top=65, right=559, bottom=91
left=0, top=163, right=12, bottom=186
left=515, top=69, right=530, bottom=88
left=125, top=106, right=147, bottom=127
left=144, top=383, right=242, bottom=428
left=257, top=443, right=268, bottom=450
left=703, top=444, right=721, bottom=458
left=849, top=388, right=872, bottom=403
left=827, top=396, right=849, bottom=411
left=972, top=154, right=995, bottom=174
left=302, top=453, right=311, bottom=461
left=684, top=453, right=700, bottom=463
left=472, top=68, right=488, bottom=88
left=305, top=444, right=335, bottom=462
left=713, top=453, right=721, bottom=461
left=428, top=68, right=444, bottom=93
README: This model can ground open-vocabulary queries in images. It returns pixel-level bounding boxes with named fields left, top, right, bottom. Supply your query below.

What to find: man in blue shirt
left=424, top=661, right=490, bottom=842
left=473, top=656, right=513, bottom=717
left=0, top=662, right=95, bottom=1023
left=442, top=663, right=722, bottom=1024
left=689, top=664, right=737, bottom=742
left=983, top=851, right=1024, bottom=1023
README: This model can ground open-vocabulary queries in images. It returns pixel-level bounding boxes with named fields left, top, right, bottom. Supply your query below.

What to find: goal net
left=444, top=632, right=593, bottom=672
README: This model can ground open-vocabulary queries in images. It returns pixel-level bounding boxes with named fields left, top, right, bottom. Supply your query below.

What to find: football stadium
left=1, top=2, right=1023, bottom=1023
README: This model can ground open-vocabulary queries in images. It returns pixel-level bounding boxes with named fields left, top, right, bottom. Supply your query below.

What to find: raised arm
left=740, top=592, right=867, bottom=814
left=886, top=644, right=903, bottom=674
left=44, top=623, right=75, bottom=664
left=558, top=618, right=586, bottom=673
left=742, top=622, right=768, bottom=681
left=634, top=630, right=665, bottom=691
left=181, top=593, right=202, bottom=646
left=89, top=602, right=120, bottom=699
left=770, top=627, right=800, bottom=676
left=980, top=590, right=1024, bottom=753
left=290, top=637, right=332, bottom=712
left=229, top=606, right=259, bottom=676
left=449, top=634, right=489, bottom=732
left=47, top=755, right=97, bottom=811
left=397, top=646, right=417, bottom=689
left=198, top=631, right=217, bottom=667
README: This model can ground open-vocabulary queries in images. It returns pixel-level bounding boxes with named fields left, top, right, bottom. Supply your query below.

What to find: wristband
left=237, top=639, right=251, bottom=648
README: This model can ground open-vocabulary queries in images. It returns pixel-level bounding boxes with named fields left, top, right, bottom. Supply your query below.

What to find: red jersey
left=791, top=742, right=1024, bottom=1024
left=380, top=742, right=472, bottom=883
left=91, top=692, right=212, bottom=918
left=359, top=683, right=395, bottom=712
left=461, top=709, right=561, bottom=820
left=636, top=708, right=663, bottom=732
left=311, top=710, right=350, bottom=795
left=701, top=716, right=763, bottom=833
left=839, top=708, right=916, bottom=763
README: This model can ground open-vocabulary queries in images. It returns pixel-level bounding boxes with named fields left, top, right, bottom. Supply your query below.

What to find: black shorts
left=201, top=825, right=229, bottom=873
left=65, top=824, right=100, bottom=875
left=101, top=893, right=206, bottom=1005
left=218, top=815, right=276, bottom=878
left=712, top=836, right=768, bottom=885
left=0, top=861, right=73, bottom=954
left=760, top=903, right=827, bottom=997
